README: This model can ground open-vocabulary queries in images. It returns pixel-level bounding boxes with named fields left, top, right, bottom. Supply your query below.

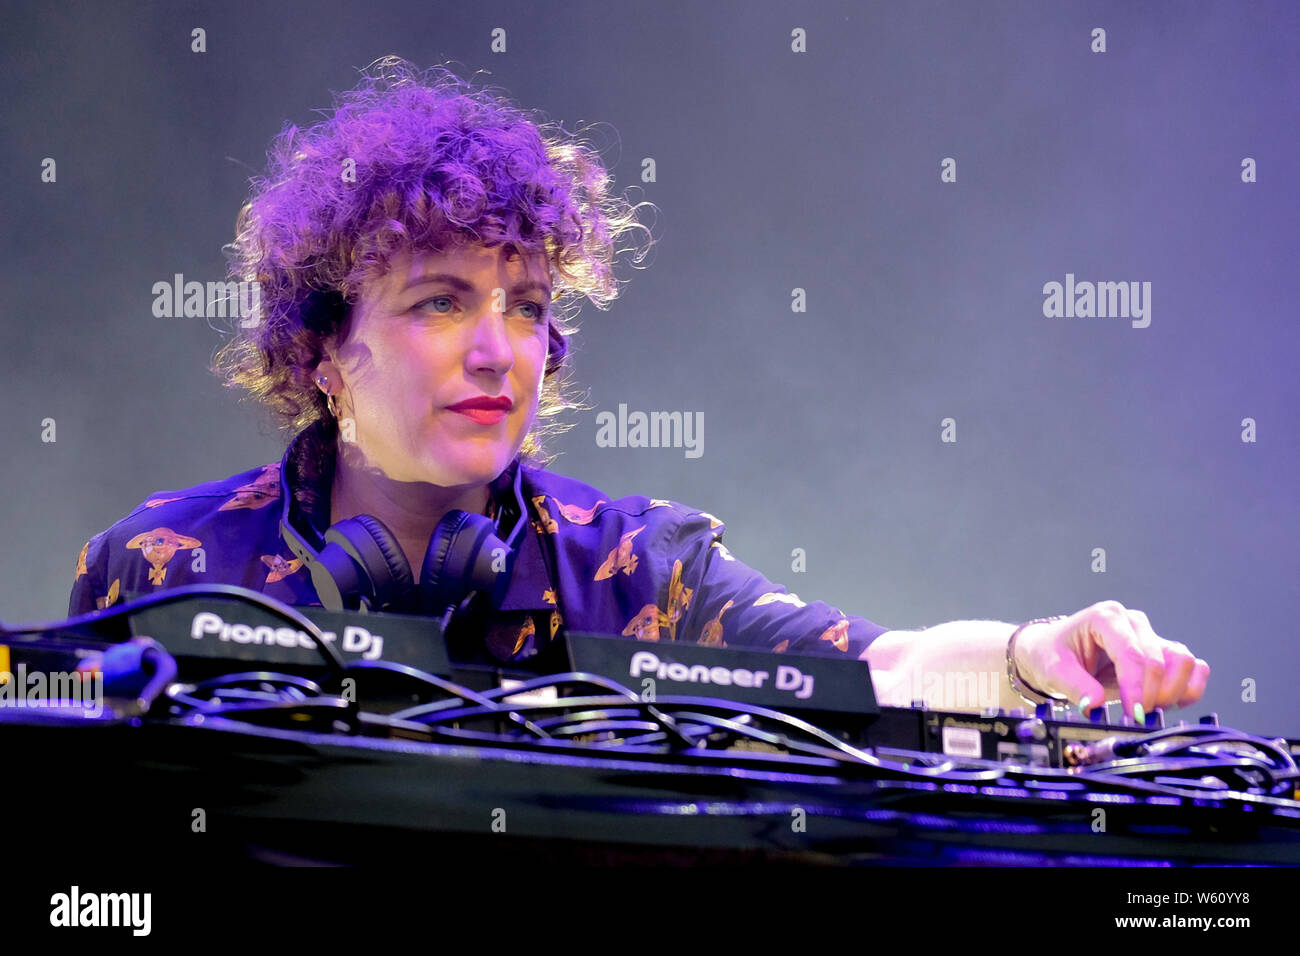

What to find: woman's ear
left=313, top=354, right=339, bottom=390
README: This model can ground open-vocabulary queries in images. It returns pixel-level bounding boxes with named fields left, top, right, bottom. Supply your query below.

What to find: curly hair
left=213, top=55, right=654, bottom=504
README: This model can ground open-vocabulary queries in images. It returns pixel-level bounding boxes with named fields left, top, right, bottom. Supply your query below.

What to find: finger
left=1176, top=659, right=1211, bottom=708
left=1122, top=608, right=1168, bottom=717
left=1091, top=603, right=1162, bottom=720
left=1124, top=609, right=1186, bottom=711
left=1154, top=641, right=1196, bottom=710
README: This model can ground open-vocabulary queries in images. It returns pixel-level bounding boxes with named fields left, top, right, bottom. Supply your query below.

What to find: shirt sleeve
left=67, top=530, right=114, bottom=618
left=663, top=508, right=888, bottom=659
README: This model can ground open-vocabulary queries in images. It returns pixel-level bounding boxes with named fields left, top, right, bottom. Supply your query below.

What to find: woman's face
left=315, top=239, right=552, bottom=489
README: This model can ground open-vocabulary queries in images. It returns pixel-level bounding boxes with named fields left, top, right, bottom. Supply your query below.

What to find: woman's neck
left=328, top=448, right=492, bottom=570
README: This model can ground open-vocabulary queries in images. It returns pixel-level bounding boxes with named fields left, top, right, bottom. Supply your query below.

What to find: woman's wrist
left=1006, top=615, right=1069, bottom=704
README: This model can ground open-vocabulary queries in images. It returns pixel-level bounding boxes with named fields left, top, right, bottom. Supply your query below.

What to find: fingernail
left=1078, top=696, right=1091, bottom=714
left=1134, top=703, right=1146, bottom=724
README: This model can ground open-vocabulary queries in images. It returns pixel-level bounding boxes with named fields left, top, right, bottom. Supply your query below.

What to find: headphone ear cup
left=420, top=510, right=514, bottom=615
left=324, top=514, right=415, bottom=611
left=419, top=509, right=475, bottom=615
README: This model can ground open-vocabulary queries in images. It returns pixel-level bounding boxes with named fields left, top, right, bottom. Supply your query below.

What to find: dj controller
left=2, top=585, right=1297, bottom=866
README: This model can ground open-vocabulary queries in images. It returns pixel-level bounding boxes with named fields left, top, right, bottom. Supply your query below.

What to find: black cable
left=178, top=697, right=354, bottom=724
left=410, top=688, right=1300, bottom=807
left=475, top=670, right=644, bottom=700
left=1156, top=733, right=1294, bottom=771
left=1082, top=752, right=1288, bottom=802
left=192, top=671, right=324, bottom=696
left=394, top=671, right=701, bottom=748
left=346, top=659, right=552, bottom=739
left=1079, top=727, right=1296, bottom=794
left=131, top=656, right=1300, bottom=811
left=164, top=669, right=360, bottom=732
left=404, top=690, right=990, bottom=780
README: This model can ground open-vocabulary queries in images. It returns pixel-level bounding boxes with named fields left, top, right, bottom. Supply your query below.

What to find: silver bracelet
left=1006, top=615, right=1070, bottom=705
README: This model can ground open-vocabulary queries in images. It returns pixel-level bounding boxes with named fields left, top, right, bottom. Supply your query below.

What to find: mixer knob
left=1015, top=718, right=1048, bottom=742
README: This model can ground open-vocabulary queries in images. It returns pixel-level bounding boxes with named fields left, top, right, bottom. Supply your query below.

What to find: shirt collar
left=280, top=421, right=556, bottom=613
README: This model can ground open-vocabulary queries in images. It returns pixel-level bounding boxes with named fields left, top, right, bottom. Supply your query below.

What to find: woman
left=69, top=56, right=1209, bottom=719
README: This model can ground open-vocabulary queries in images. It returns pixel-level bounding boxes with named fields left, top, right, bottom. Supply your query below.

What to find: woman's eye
left=416, top=296, right=455, bottom=314
left=520, top=301, right=549, bottom=322
left=413, top=295, right=546, bottom=321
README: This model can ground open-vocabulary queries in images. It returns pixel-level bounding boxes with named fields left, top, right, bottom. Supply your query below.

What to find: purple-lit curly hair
left=213, top=55, right=653, bottom=493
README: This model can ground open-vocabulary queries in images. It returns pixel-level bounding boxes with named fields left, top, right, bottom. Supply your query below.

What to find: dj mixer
left=2, top=585, right=1296, bottom=866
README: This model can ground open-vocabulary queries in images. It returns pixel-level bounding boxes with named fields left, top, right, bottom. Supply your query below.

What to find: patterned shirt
left=68, top=421, right=889, bottom=664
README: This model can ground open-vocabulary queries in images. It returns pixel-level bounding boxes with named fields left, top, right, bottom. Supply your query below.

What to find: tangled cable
left=154, top=662, right=1300, bottom=814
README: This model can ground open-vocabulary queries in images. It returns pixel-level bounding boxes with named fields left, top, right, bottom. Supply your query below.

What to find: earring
left=317, top=375, right=339, bottom=418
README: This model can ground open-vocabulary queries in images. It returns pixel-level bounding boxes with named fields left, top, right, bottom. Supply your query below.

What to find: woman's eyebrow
left=402, top=272, right=551, bottom=298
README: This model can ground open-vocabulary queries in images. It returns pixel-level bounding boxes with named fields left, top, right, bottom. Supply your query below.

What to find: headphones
left=278, top=453, right=528, bottom=620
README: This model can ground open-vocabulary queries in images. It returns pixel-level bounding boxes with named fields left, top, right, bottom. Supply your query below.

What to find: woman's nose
left=465, top=309, right=513, bottom=372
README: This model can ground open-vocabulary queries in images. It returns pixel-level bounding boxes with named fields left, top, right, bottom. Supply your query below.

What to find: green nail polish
left=1134, top=703, right=1146, bottom=724
left=1078, top=696, right=1091, bottom=714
